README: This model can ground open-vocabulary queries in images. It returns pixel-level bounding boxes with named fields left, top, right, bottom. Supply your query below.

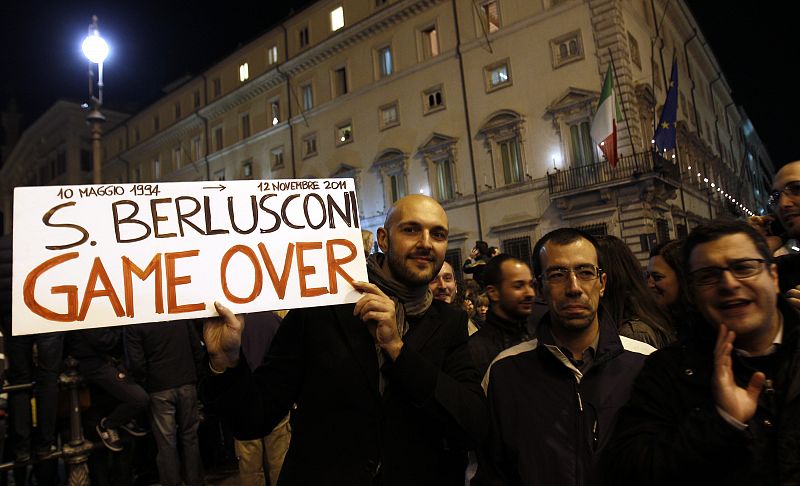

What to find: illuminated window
left=242, top=160, right=253, bottom=179
left=330, top=6, right=345, bottom=31
left=421, top=26, right=439, bottom=59
left=215, top=169, right=226, bottom=181
left=485, top=61, right=511, bottom=91
left=268, top=45, right=278, bottom=65
left=239, top=62, right=249, bottom=82
left=378, top=46, right=393, bottom=78
left=213, top=77, right=222, bottom=97
left=336, top=121, right=353, bottom=146
left=482, top=1, right=500, bottom=33
left=173, top=146, right=182, bottom=169
left=270, top=101, right=280, bottom=126
left=153, top=158, right=161, bottom=180
left=191, top=137, right=202, bottom=161
left=213, top=126, right=223, bottom=151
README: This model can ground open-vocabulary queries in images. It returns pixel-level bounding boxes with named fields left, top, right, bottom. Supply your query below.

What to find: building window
left=270, top=101, right=280, bottom=126
left=499, top=138, right=523, bottom=184
left=153, top=158, right=161, bottom=180
left=268, top=45, right=278, bottom=65
left=377, top=46, right=393, bottom=78
left=551, top=30, right=584, bottom=68
left=213, top=77, right=222, bottom=98
left=421, top=26, right=439, bottom=59
left=194, top=90, right=201, bottom=108
left=502, top=236, right=532, bottom=268
left=174, top=102, right=181, bottom=120
left=271, top=146, right=285, bottom=169
left=173, top=146, right=182, bottom=169
left=303, top=133, right=318, bottom=158
left=389, top=173, right=406, bottom=203
left=153, top=115, right=160, bottom=131
left=330, top=6, right=345, bottom=31
left=423, top=85, right=445, bottom=114
left=80, top=149, right=92, bottom=172
left=214, top=169, right=226, bottom=181
left=375, top=0, right=388, bottom=6
left=379, top=102, right=399, bottom=130
left=299, top=26, right=309, bottom=49
left=569, top=121, right=595, bottom=166
left=134, top=127, right=140, bottom=143
left=656, top=218, right=670, bottom=243
left=628, top=32, right=641, bottom=69
left=676, top=222, right=688, bottom=239
left=136, top=165, right=142, bottom=183
left=301, top=83, right=314, bottom=111
left=241, top=113, right=251, bottom=139
left=485, top=60, right=511, bottom=91
left=434, top=158, right=456, bottom=201
left=481, top=1, right=501, bottom=33
left=191, top=137, right=202, bottom=161
left=576, top=223, right=608, bottom=237
left=336, top=121, right=353, bottom=146
left=479, top=111, right=526, bottom=187
left=239, top=62, right=249, bottom=82
left=242, top=160, right=253, bottom=179
left=213, top=126, right=224, bottom=152
left=333, top=67, right=348, bottom=97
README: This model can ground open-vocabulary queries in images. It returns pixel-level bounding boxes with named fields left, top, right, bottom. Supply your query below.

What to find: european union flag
left=654, top=58, right=678, bottom=152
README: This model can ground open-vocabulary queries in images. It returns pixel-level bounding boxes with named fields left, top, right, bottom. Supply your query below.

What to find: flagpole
left=665, top=52, right=690, bottom=231
left=607, top=48, right=636, bottom=162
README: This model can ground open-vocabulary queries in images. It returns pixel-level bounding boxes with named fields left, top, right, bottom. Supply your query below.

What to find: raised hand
left=203, top=301, right=245, bottom=370
left=712, top=324, right=765, bottom=424
left=351, top=281, right=404, bottom=361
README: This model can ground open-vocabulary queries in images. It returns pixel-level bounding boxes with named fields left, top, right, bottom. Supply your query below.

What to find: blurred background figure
left=463, top=240, right=491, bottom=288
left=429, top=261, right=458, bottom=304
left=361, top=229, right=374, bottom=257
left=473, top=293, right=489, bottom=329
left=597, top=235, right=674, bottom=348
left=646, top=239, right=692, bottom=340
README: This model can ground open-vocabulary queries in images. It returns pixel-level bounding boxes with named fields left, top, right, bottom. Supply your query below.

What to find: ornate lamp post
left=82, top=15, right=109, bottom=184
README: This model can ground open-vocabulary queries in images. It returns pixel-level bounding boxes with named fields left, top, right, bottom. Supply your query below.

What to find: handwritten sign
left=12, top=179, right=368, bottom=335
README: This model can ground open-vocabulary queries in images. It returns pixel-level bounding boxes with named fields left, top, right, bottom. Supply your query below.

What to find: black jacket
left=202, top=300, right=487, bottom=486
left=484, top=313, right=654, bottom=485
left=604, top=298, right=800, bottom=485
left=469, top=309, right=536, bottom=377
left=125, top=320, right=205, bottom=393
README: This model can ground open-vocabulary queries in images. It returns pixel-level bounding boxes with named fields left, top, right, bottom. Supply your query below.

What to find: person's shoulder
left=482, top=338, right=539, bottom=390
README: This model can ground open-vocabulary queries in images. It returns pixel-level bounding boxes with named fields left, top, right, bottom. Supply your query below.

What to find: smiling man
left=202, top=195, right=486, bottom=485
left=479, top=229, right=653, bottom=485
left=605, top=220, right=800, bottom=485
left=429, top=261, right=458, bottom=304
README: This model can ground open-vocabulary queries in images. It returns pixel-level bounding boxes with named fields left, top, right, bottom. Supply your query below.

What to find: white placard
left=12, top=179, right=368, bottom=335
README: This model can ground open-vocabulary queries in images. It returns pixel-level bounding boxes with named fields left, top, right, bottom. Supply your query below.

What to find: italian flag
left=590, top=65, right=620, bottom=167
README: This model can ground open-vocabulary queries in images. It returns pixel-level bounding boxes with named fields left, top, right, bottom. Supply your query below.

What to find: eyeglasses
left=539, top=265, right=602, bottom=284
left=768, top=181, right=800, bottom=208
left=689, top=258, right=770, bottom=287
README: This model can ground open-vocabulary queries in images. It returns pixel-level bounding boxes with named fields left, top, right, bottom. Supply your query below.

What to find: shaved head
left=383, top=194, right=448, bottom=232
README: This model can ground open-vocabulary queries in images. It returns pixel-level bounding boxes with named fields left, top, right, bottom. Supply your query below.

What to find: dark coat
left=469, top=309, right=537, bottom=377
left=603, top=298, right=800, bottom=485
left=202, top=300, right=487, bottom=486
left=124, top=320, right=205, bottom=393
left=483, top=313, right=653, bottom=485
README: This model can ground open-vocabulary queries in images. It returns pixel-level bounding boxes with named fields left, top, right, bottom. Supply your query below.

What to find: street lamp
left=82, top=15, right=109, bottom=184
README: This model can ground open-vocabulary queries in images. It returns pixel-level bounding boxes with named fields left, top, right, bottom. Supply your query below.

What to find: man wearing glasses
left=479, top=228, right=654, bottom=485
left=605, top=220, right=800, bottom=485
left=752, top=160, right=800, bottom=256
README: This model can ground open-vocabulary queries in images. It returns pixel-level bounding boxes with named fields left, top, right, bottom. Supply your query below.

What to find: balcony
left=547, top=151, right=681, bottom=197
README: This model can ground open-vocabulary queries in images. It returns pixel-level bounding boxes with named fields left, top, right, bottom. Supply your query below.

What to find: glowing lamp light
left=687, top=165, right=692, bottom=170
left=711, top=183, right=715, bottom=188
left=82, top=31, right=109, bottom=64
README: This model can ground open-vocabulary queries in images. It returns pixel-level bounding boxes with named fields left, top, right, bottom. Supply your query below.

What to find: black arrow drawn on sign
left=202, top=184, right=226, bottom=191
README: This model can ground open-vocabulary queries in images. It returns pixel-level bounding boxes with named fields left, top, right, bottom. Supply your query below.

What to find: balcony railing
left=547, top=151, right=681, bottom=196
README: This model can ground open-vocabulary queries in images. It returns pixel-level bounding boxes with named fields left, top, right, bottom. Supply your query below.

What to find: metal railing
left=547, top=151, right=681, bottom=195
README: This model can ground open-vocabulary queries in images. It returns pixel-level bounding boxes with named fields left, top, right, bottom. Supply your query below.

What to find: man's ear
left=486, top=284, right=500, bottom=303
left=599, top=272, right=607, bottom=298
left=377, top=227, right=389, bottom=253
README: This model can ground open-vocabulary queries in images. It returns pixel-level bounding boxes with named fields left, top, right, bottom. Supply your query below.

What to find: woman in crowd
left=646, top=239, right=692, bottom=340
left=597, top=235, right=674, bottom=348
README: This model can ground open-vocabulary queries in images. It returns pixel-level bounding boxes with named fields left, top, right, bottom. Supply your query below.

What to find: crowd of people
left=1, top=160, right=800, bottom=485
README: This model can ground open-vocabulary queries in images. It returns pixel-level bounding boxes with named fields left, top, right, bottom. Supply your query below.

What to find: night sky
left=1, top=1, right=797, bottom=168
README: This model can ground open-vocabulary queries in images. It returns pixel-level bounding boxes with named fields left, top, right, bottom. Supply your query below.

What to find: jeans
left=149, top=384, right=204, bottom=486
left=235, top=414, right=291, bottom=486
left=78, top=359, right=149, bottom=429
left=6, top=332, right=64, bottom=456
